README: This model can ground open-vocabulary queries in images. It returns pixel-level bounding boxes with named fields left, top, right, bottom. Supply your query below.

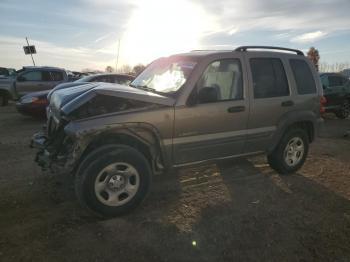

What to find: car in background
left=320, top=72, right=350, bottom=119
left=0, top=66, right=69, bottom=106
left=16, top=73, right=135, bottom=118
left=0, top=67, right=16, bottom=78
left=341, top=68, right=350, bottom=79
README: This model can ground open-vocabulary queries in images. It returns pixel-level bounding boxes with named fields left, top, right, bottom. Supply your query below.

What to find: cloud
left=0, top=35, right=116, bottom=71
left=192, top=0, right=350, bottom=33
left=291, top=31, right=328, bottom=43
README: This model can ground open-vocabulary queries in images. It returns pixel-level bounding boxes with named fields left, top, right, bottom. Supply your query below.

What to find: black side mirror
left=17, top=76, right=26, bottom=82
left=198, top=86, right=219, bottom=103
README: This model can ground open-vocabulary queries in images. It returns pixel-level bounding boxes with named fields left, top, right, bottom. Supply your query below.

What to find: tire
left=267, top=128, right=309, bottom=175
left=0, top=93, right=8, bottom=106
left=75, top=145, right=152, bottom=217
left=335, top=100, right=350, bottom=119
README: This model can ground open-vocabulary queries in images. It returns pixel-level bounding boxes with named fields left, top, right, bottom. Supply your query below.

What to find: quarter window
left=50, top=71, right=64, bottom=81
left=250, top=58, right=289, bottom=98
left=197, top=59, right=243, bottom=103
left=290, top=59, right=316, bottom=94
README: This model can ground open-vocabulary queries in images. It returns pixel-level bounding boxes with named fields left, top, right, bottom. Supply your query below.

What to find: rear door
left=244, top=54, right=292, bottom=152
left=48, top=70, right=65, bottom=89
left=173, top=55, right=249, bottom=164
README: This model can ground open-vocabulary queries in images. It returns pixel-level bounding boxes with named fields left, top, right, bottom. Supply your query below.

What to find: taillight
left=32, top=97, right=48, bottom=105
left=320, top=96, right=327, bottom=114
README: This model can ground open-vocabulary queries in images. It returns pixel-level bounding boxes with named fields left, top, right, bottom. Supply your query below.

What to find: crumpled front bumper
left=30, top=131, right=52, bottom=170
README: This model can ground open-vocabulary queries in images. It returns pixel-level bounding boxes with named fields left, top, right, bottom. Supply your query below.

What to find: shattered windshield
left=131, top=57, right=197, bottom=94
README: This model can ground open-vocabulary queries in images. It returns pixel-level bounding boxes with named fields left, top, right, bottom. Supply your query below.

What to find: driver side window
left=197, top=59, right=243, bottom=104
left=20, top=71, right=42, bottom=81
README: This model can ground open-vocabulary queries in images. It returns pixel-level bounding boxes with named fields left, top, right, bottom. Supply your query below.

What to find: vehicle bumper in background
left=16, top=102, right=46, bottom=118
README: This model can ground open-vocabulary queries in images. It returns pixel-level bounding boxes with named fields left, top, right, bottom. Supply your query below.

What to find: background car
left=0, top=66, right=69, bottom=106
left=16, top=73, right=135, bottom=118
left=0, top=67, right=16, bottom=78
left=320, top=72, right=350, bottom=119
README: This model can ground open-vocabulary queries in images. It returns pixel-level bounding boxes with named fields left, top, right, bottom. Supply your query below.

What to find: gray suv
left=0, top=66, right=68, bottom=106
left=32, top=46, right=324, bottom=217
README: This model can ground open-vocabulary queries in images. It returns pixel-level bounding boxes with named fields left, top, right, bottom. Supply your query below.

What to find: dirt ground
left=0, top=104, right=350, bottom=262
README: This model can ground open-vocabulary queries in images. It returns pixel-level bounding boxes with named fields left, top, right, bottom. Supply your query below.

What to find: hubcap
left=94, top=162, right=140, bottom=207
left=283, top=137, right=304, bottom=167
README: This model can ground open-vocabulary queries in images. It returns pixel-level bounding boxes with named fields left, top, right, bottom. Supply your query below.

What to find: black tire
left=0, top=93, right=8, bottom=106
left=75, top=145, right=152, bottom=217
left=335, top=100, right=350, bottom=119
left=267, top=128, right=309, bottom=175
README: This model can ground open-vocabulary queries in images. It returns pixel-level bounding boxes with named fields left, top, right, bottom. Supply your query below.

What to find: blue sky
left=1, top=0, right=350, bottom=71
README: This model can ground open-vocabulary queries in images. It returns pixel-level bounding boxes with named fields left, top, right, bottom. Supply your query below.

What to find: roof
left=22, top=66, right=66, bottom=71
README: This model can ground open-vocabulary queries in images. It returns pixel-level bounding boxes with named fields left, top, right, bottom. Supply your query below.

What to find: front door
left=173, top=58, right=249, bottom=164
left=16, top=70, right=51, bottom=96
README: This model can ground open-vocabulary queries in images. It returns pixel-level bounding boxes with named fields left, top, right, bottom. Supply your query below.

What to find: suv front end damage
left=31, top=82, right=175, bottom=174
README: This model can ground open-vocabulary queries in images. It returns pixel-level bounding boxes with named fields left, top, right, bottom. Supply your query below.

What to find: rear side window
left=50, top=71, right=64, bottom=81
left=290, top=59, right=316, bottom=94
left=250, top=58, right=289, bottom=98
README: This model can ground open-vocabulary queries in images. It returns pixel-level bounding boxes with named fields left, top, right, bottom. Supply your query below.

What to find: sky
left=1, top=0, right=350, bottom=71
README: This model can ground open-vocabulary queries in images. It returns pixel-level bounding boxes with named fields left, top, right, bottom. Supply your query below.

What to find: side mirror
left=17, top=76, right=26, bottom=82
left=197, top=86, right=219, bottom=104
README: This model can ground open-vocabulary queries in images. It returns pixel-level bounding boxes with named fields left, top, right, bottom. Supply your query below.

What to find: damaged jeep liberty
left=32, top=46, right=324, bottom=217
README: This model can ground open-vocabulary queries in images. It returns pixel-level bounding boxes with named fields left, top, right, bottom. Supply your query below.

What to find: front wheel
left=335, top=100, right=350, bottom=119
left=75, top=145, right=152, bottom=217
left=268, top=128, right=309, bottom=175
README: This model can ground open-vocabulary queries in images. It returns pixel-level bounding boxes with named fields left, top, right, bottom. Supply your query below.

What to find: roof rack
left=190, top=50, right=232, bottom=52
left=235, top=46, right=304, bottom=56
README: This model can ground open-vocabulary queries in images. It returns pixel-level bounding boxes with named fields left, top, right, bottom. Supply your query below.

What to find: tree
left=105, top=66, right=114, bottom=73
left=132, top=64, right=146, bottom=76
left=119, top=64, right=132, bottom=74
left=307, top=47, right=320, bottom=71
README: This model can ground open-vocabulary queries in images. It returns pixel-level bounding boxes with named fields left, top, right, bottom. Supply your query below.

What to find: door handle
left=281, top=100, right=294, bottom=107
left=227, top=106, right=245, bottom=113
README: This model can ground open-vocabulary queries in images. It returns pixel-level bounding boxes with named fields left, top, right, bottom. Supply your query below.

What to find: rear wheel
left=335, top=100, right=350, bottom=119
left=75, top=145, right=152, bottom=217
left=268, top=128, right=309, bottom=174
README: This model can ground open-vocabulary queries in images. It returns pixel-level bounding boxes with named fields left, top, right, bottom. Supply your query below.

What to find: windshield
left=131, top=57, right=197, bottom=93
left=74, top=75, right=95, bottom=82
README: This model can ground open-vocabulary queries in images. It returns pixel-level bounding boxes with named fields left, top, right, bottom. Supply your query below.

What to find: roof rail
left=235, top=46, right=304, bottom=56
left=190, top=50, right=232, bottom=52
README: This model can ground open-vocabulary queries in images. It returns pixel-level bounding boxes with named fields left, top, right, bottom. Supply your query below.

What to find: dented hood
left=50, top=82, right=175, bottom=115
